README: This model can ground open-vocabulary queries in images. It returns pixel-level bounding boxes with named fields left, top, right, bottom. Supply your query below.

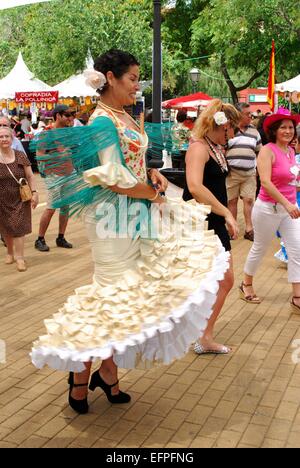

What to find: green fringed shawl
left=31, top=116, right=175, bottom=237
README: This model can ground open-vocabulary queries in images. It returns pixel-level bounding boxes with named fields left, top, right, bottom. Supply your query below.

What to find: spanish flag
left=267, top=39, right=275, bottom=112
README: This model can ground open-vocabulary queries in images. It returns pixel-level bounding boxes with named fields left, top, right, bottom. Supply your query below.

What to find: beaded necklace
left=99, top=100, right=125, bottom=115
left=205, top=136, right=228, bottom=173
left=98, top=102, right=142, bottom=135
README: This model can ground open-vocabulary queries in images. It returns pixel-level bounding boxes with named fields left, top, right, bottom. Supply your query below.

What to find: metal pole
left=152, top=0, right=162, bottom=123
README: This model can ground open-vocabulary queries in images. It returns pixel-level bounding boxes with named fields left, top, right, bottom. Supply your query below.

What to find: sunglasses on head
left=62, top=112, right=73, bottom=118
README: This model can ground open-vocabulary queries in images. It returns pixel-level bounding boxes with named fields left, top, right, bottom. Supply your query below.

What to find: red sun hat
left=263, top=107, right=300, bottom=133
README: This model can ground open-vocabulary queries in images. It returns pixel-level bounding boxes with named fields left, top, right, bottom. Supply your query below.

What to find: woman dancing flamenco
left=31, top=49, right=230, bottom=414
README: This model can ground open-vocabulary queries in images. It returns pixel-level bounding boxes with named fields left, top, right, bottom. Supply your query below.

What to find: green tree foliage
left=0, top=0, right=298, bottom=102
left=0, top=0, right=155, bottom=84
left=0, top=0, right=192, bottom=94
left=191, top=0, right=300, bottom=103
left=162, top=0, right=208, bottom=56
left=0, top=8, right=27, bottom=73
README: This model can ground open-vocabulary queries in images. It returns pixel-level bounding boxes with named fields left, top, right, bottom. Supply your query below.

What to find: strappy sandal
left=239, top=282, right=261, bottom=304
left=5, top=254, right=14, bottom=265
left=15, top=257, right=27, bottom=272
left=290, top=297, right=300, bottom=315
left=194, top=342, right=231, bottom=355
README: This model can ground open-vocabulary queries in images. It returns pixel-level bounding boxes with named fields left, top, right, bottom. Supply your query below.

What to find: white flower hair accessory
left=214, top=111, right=228, bottom=126
left=84, top=70, right=107, bottom=90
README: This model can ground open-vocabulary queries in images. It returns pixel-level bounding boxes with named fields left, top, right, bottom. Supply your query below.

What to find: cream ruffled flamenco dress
left=31, top=108, right=230, bottom=372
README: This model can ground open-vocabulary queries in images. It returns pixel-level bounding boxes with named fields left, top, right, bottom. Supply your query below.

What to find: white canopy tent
left=53, top=51, right=153, bottom=98
left=276, top=74, right=300, bottom=93
left=0, top=52, right=53, bottom=99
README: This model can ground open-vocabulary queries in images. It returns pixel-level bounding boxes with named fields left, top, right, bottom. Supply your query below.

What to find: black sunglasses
left=62, top=112, right=73, bottom=118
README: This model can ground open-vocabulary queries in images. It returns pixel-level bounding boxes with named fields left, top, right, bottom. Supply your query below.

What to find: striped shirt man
left=226, top=124, right=262, bottom=174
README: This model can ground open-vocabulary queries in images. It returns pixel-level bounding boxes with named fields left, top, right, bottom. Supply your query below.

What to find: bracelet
left=32, top=190, right=38, bottom=193
left=149, top=191, right=159, bottom=202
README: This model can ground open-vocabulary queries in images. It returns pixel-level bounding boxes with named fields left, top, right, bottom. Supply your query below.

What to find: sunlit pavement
left=1, top=175, right=300, bottom=448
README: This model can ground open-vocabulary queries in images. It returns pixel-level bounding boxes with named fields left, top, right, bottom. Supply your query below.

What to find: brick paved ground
left=1, top=175, right=300, bottom=448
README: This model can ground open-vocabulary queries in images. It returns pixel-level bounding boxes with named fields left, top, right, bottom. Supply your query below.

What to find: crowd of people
left=0, top=107, right=92, bottom=269
left=0, top=48, right=299, bottom=416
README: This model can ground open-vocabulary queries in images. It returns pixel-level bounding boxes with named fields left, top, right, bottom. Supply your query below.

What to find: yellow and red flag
left=267, top=39, right=275, bottom=112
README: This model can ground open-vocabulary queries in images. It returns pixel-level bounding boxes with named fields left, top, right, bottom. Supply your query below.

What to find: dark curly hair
left=266, top=119, right=296, bottom=143
left=93, top=49, right=140, bottom=94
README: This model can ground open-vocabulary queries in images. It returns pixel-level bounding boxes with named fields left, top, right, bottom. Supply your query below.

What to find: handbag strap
left=3, top=161, right=21, bottom=185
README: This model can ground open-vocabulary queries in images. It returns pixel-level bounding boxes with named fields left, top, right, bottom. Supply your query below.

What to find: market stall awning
left=53, top=74, right=98, bottom=99
left=0, top=52, right=54, bottom=99
left=275, top=74, right=300, bottom=93
left=162, top=91, right=213, bottom=110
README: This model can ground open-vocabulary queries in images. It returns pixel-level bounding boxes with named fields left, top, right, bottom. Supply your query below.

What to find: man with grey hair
left=225, top=102, right=262, bottom=241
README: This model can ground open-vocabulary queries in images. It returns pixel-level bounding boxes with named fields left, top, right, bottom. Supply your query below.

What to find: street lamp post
left=152, top=0, right=162, bottom=124
left=189, top=67, right=200, bottom=94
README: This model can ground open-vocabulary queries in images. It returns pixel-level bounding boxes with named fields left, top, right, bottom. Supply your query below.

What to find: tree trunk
left=220, top=54, right=239, bottom=104
left=220, top=53, right=268, bottom=105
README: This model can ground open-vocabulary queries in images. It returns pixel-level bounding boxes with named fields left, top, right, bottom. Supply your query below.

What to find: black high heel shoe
left=68, top=372, right=89, bottom=414
left=89, top=370, right=131, bottom=404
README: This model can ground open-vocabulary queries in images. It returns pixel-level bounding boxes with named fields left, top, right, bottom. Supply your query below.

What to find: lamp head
left=189, top=67, right=200, bottom=83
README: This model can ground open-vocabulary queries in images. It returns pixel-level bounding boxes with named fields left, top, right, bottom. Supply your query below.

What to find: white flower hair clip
left=84, top=70, right=107, bottom=90
left=214, top=111, right=228, bottom=126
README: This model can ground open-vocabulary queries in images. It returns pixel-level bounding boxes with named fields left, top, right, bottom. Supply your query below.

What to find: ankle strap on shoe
left=108, top=379, right=119, bottom=388
left=73, top=382, right=89, bottom=387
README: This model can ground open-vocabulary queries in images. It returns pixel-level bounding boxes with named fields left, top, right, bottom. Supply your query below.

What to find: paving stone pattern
left=1, top=176, right=300, bottom=448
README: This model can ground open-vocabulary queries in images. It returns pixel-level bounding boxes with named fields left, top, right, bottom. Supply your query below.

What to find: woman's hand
left=284, top=202, right=300, bottom=219
left=149, top=169, right=168, bottom=192
left=152, top=194, right=165, bottom=205
left=31, top=193, right=39, bottom=209
left=225, top=210, right=239, bottom=239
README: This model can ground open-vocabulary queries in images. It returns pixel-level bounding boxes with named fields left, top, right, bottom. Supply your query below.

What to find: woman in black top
left=184, top=151, right=231, bottom=251
left=184, top=99, right=240, bottom=355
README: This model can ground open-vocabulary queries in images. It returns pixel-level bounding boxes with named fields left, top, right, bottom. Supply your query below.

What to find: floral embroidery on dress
left=90, top=107, right=147, bottom=183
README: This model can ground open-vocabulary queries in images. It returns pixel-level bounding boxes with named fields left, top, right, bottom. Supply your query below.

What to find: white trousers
left=244, top=198, right=300, bottom=283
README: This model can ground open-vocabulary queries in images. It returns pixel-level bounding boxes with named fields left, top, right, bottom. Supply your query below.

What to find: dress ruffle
left=31, top=199, right=230, bottom=372
left=83, top=161, right=137, bottom=189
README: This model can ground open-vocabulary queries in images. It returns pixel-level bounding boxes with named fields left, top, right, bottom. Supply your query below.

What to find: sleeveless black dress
left=183, top=156, right=231, bottom=252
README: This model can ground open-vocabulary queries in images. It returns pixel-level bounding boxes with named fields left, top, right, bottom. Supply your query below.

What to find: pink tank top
left=259, top=142, right=297, bottom=204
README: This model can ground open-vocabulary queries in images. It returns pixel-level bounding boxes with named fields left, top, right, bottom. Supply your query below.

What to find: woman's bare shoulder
left=187, top=138, right=209, bottom=160
left=259, top=144, right=275, bottom=158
